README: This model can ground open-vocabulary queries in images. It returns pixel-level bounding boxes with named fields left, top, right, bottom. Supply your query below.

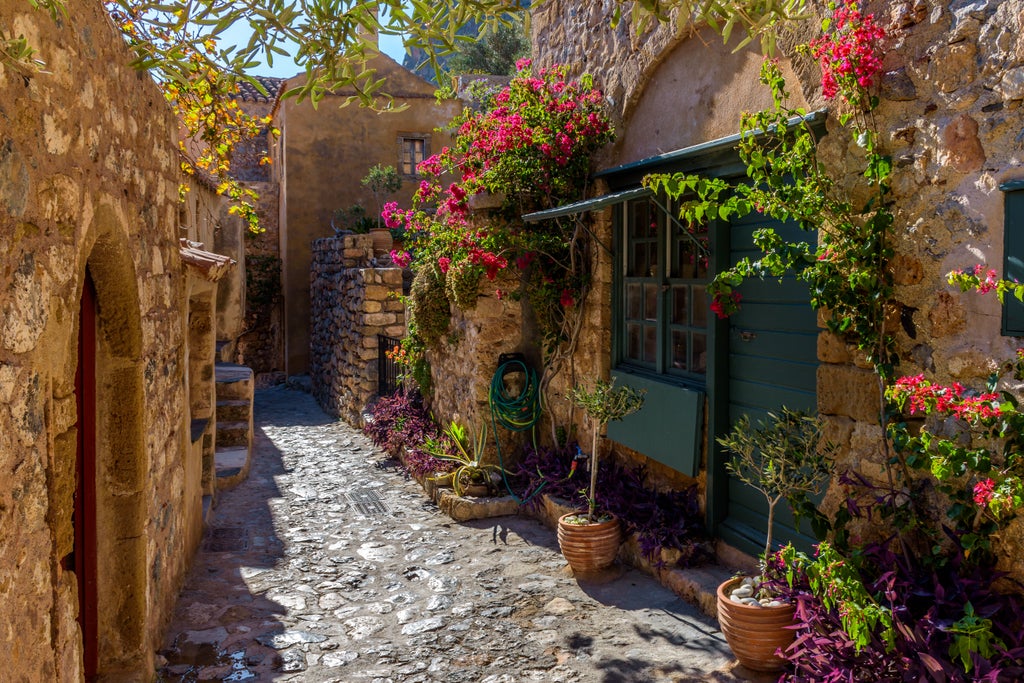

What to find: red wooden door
left=76, top=271, right=98, bottom=680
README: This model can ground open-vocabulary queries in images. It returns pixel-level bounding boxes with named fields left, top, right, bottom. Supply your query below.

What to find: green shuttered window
left=1003, top=182, right=1024, bottom=336
left=610, top=195, right=708, bottom=477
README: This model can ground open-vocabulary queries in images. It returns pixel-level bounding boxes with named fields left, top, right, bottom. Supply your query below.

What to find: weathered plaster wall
left=279, top=58, right=462, bottom=375
left=0, top=2, right=199, bottom=679
left=530, top=0, right=1024, bottom=576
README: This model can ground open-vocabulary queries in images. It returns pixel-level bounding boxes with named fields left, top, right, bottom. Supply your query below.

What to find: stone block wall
left=425, top=270, right=527, bottom=466
left=310, top=235, right=405, bottom=423
left=0, top=1, right=200, bottom=679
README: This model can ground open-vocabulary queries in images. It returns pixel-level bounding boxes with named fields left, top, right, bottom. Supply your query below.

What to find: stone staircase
left=214, top=362, right=254, bottom=490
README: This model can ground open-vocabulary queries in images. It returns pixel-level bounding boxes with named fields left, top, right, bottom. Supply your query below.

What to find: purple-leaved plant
left=364, top=393, right=454, bottom=479
left=515, top=443, right=711, bottom=568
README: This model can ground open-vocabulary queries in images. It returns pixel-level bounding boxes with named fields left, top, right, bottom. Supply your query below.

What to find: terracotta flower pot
left=462, top=483, right=489, bottom=497
left=716, top=577, right=796, bottom=672
left=369, top=228, right=393, bottom=256
left=556, top=512, right=621, bottom=573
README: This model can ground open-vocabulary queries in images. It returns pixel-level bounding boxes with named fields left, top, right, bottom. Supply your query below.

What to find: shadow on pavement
left=156, top=393, right=295, bottom=681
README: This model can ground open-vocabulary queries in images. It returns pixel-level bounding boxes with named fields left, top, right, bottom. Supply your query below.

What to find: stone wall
left=310, top=235, right=405, bottom=423
left=425, top=270, right=528, bottom=466
left=529, top=0, right=1024, bottom=576
left=235, top=180, right=285, bottom=378
left=0, top=1, right=201, bottom=680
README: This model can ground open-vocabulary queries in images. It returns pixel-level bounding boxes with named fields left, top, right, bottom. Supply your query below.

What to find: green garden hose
left=488, top=354, right=544, bottom=502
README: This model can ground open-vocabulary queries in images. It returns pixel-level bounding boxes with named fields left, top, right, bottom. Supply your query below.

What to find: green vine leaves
left=643, top=58, right=896, bottom=378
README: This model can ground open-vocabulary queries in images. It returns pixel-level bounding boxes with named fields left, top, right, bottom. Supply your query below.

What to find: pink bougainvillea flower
left=390, top=250, right=411, bottom=268
left=710, top=291, right=742, bottom=319
left=974, top=478, right=996, bottom=506
left=559, top=289, right=575, bottom=308
left=808, top=0, right=885, bottom=104
left=382, top=201, right=403, bottom=230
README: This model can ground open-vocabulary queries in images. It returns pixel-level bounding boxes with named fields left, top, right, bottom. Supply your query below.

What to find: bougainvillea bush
left=384, top=60, right=614, bottom=357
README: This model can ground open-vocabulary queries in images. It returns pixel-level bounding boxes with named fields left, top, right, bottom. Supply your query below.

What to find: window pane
left=626, top=284, right=643, bottom=319
left=676, top=241, right=697, bottom=279
left=627, top=323, right=643, bottom=361
left=644, top=325, right=657, bottom=364
left=644, top=283, right=658, bottom=321
left=630, top=203, right=649, bottom=238
left=696, top=251, right=709, bottom=279
left=692, top=333, right=707, bottom=373
left=671, top=285, right=688, bottom=324
left=629, top=243, right=649, bottom=277
left=671, top=331, right=688, bottom=371
left=692, top=286, right=707, bottom=327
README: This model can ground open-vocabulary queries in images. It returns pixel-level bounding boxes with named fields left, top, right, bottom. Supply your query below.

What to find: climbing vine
left=645, top=0, right=894, bottom=376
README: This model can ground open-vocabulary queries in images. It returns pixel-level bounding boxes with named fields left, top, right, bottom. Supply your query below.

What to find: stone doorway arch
left=71, top=220, right=149, bottom=681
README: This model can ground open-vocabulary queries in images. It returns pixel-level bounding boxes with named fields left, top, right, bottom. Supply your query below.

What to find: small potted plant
left=715, top=407, right=836, bottom=672
left=361, top=163, right=402, bottom=255
left=557, top=378, right=645, bottom=573
left=425, top=421, right=504, bottom=497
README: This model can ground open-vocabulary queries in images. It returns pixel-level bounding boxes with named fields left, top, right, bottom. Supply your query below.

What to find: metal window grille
left=378, top=335, right=402, bottom=396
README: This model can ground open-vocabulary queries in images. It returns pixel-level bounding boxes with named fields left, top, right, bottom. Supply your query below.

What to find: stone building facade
left=518, top=0, right=1024, bottom=574
left=0, top=3, right=239, bottom=680
left=275, top=57, right=463, bottom=376
left=418, top=0, right=1024, bottom=577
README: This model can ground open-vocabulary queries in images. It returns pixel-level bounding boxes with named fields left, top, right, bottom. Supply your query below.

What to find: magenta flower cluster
left=809, top=0, right=885, bottom=103
left=384, top=60, right=614, bottom=311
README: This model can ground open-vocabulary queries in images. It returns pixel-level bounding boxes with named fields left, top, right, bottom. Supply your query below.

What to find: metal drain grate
left=205, top=527, right=250, bottom=552
left=345, top=489, right=390, bottom=516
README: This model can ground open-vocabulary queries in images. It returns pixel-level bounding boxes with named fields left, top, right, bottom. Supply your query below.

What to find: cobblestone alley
left=157, top=387, right=761, bottom=683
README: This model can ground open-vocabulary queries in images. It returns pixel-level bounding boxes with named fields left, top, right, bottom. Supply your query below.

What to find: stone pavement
left=157, top=386, right=770, bottom=683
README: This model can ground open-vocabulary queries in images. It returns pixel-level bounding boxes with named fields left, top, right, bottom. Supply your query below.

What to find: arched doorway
left=72, top=225, right=149, bottom=680
left=76, top=269, right=98, bottom=680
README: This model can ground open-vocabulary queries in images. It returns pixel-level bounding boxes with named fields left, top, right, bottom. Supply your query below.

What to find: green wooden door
left=712, top=210, right=821, bottom=555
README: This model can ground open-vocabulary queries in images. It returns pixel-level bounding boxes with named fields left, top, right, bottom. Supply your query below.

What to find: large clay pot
left=370, top=228, right=393, bottom=256
left=716, top=577, right=796, bottom=672
left=557, top=512, right=621, bottom=573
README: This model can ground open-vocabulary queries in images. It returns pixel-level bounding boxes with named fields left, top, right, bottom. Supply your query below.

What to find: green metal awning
left=521, top=186, right=653, bottom=223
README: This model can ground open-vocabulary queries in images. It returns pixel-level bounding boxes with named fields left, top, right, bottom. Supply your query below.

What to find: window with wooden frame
left=618, top=195, right=710, bottom=384
left=398, top=134, right=430, bottom=177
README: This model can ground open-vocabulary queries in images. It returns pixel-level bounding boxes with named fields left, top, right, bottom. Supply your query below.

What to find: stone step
left=216, top=421, right=250, bottom=448
left=215, top=447, right=250, bottom=490
left=215, top=362, right=254, bottom=401
left=216, top=399, right=250, bottom=423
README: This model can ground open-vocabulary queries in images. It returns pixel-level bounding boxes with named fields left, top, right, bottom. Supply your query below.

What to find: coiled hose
left=488, top=355, right=543, bottom=502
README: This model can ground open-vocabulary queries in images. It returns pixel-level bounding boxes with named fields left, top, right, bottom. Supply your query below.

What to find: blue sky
left=218, top=20, right=407, bottom=79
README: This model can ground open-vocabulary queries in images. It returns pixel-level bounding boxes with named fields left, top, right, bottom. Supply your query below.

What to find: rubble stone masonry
left=0, top=2, right=201, bottom=679
left=310, top=235, right=405, bottom=423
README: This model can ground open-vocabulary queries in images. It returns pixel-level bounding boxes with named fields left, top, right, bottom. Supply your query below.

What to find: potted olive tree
left=557, top=378, right=645, bottom=573
left=715, top=407, right=836, bottom=672
left=362, top=163, right=402, bottom=255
